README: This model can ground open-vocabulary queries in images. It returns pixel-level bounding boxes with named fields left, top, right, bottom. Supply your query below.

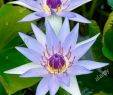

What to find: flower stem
left=82, top=5, right=87, bottom=17
left=89, top=0, right=98, bottom=19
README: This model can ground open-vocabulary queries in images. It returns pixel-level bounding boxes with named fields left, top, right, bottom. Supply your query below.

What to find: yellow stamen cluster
left=43, top=4, right=62, bottom=13
left=47, top=56, right=69, bottom=74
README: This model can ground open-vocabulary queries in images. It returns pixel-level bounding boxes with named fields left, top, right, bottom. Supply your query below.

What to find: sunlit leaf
left=0, top=4, right=34, bottom=49
left=103, top=12, right=113, bottom=61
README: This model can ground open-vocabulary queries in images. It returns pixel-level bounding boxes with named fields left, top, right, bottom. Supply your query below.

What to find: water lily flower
left=4, top=19, right=108, bottom=95
left=10, top=0, right=91, bottom=23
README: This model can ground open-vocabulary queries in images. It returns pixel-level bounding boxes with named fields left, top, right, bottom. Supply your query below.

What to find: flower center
left=47, top=53, right=69, bottom=73
left=49, top=53, right=65, bottom=69
left=46, top=0, right=61, bottom=9
left=40, top=43, right=75, bottom=74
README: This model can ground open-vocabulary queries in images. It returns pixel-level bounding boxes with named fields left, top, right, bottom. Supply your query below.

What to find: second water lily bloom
left=10, top=0, right=91, bottom=23
left=5, top=19, right=109, bottom=95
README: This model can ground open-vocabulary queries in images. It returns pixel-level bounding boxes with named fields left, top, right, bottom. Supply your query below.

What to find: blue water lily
left=5, top=19, right=109, bottom=95
left=10, top=0, right=91, bottom=23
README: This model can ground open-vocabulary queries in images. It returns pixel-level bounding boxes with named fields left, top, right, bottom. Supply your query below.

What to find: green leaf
left=102, top=12, right=113, bottom=61
left=88, top=20, right=110, bottom=62
left=80, top=21, right=113, bottom=94
left=103, top=12, right=113, bottom=33
left=0, top=49, right=28, bottom=74
left=0, top=74, right=40, bottom=95
left=57, top=88, right=70, bottom=95
left=103, top=28, right=113, bottom=61
left=0, top=4, right=34, bottom=50
left=0, top=82, right=7, bottom=95
left=0, top=4, right=39, bottom=95
left=108, top=0, right=113, bottom=9
left=0, top=49, right=41, bottom=95
left=94, top=91, right=112, bottom=95
left=78, top=70, right=113, bottom=95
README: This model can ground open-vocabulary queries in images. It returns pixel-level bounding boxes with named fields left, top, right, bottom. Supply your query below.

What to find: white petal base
left=46, top=15, right=62, bottom=35
left=61, top=77, right=81, bottom=95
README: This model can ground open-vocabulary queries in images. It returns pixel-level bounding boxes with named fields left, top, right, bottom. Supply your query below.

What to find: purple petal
left=10, top=0, right=40, bottom=11
left=35, top=11, right=51, bottom=17
left=19, top=12, right=41, bottom=22
left=58, top=18, right=70, bottom=43
left=67, top=0, right=91, bottom=11
left=48, top=75, right=60, bottom=95
left=19, top=32, right=44, bottom=54
left=20, top=67, right=48, bottom=77
left=19, top=0, right=43, bottom=10
left=72, top=33, right=100, bottom=60
left=57, top=11, right=76, bottom=18
left=58, top=73, right=70, bottom=87
left=67, top=65, right=92, bottom=76
left=69, top=13, right=91, bottom=23
left=4, top=63, right=41, bottom=74
left=45, top=21, right=59, bottom=52
left=16, top=47, right=41, bottom=64
left=61, top=0, right=70, bottom=10
left=57, top=11, right=91, bottom=23
left=63, top=23, right=79, bottom=53
left=31, top=23, right=46, bottom=47
left=77, top=60, right=109, bottom=70
left=36, top=78, right=49, bottom=95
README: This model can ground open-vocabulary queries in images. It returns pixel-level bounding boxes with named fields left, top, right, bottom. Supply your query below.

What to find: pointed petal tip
left=31, top=23, right=34, bottom=27
left=15, top=46, right=19, bottom=49
left=18, top=32, right=24, bottom=36
left=18, top=19, right=25, bottom=22
left=31, top=23, right=37, bottom=29
left=63, top=18, right=69, bottom=25
left=15, top=46, right=22, bottom=51
left=18, top=32, right=27, bottom=41
left=86, top=20, right=92, bottom=23
left=90, top=62, right=109, bottom=70
left=18, top=19, right=24, bottom=22
left=99, top=62, right=109, bottom=68
left=18, top=32, right=28, bottom=38
left=4, top=70, right=12, bottom=74
left=18, top=18, right=33, bottom=22
left=9, top=1, right=17, bottom=4
left=64, top=18, right=69, bottom=22
left=88, top=70, right=93, bottom=74
left=19, top=74, right=26, bottom=78
left=90, top=33, right=100, bottom=41
left=77, top=60, right=109, bottom=71
left=45, top=20, right=49, bottom=25
left=76, top=23, right=79, bottom=27
left=105, top=63, right=109, bottom=66
left=80, top=68, right=93, bottom=75
left=94, top=33, right=100, bottom=39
